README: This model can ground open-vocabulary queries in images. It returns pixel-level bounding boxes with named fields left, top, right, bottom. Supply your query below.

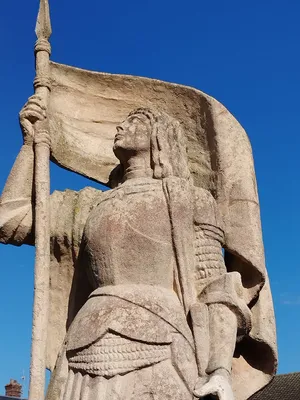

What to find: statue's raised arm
left=0, top=95, right=101, bottom=247
left=0, top=96, right=44, bottom=246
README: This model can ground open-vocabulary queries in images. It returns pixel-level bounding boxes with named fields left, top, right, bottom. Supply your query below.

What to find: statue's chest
left=85, top=183, right=171, bottom=242
left=82, top=181, right=174, bottom=287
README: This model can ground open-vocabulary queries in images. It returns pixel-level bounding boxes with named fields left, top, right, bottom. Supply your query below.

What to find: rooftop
left=250, top=372, right=300, bottom=399
left=0, top=397, right=26, bottom=400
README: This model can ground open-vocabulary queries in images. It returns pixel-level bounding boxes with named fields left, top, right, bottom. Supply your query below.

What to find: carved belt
left=68, top=332, right=171, bottom=377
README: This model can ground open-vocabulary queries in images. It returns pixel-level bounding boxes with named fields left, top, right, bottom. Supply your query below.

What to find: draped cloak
left=35, top=62, right=277, bottom=400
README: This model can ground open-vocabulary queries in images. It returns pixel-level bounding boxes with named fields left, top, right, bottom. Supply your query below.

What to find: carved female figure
left=0, top=94, right=276, bottom=400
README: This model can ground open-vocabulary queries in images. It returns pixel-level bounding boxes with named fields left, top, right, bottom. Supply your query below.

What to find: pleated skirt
left=62, top=360, right=193, bottom=400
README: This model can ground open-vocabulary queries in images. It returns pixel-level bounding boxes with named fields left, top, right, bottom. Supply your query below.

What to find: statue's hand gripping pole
left=28, top=2, right=52, bottom=400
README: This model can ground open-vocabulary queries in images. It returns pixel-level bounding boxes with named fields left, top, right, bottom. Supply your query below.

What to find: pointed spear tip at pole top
left=35, top=0, right=52, bottom=39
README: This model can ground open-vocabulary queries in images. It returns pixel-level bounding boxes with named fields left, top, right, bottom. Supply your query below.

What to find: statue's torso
left=83, top=178, right=175, bottom=289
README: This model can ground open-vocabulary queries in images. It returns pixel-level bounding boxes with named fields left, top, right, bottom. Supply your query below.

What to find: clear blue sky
left=0, top=0, right=299, bottom=396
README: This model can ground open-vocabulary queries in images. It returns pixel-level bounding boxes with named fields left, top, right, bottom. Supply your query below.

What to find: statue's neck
left=124, top=165, right=153, bottom=181
left=122, top=153, right=153, bottom=181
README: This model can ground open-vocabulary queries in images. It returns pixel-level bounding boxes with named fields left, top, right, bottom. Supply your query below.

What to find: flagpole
left=29, top=1, right=52, bottom=400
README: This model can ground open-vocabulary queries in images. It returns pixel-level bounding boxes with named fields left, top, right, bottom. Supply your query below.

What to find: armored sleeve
left=193, top=187, right=225, bottom=281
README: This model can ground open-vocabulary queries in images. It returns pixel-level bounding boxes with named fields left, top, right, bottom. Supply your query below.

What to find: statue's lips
left=114, top=134, right=124, bottom=142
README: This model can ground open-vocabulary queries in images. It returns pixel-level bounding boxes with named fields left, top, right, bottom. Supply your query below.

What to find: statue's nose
left=116, top=125, right=124, bottom=133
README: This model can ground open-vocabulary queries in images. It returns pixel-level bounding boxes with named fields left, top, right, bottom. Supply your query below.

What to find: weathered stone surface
left=0, top=71, right=277, bottom=399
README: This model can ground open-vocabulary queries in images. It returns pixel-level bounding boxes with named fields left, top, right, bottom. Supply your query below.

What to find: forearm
left=206, top=303, right=237, bottom=375
left=1, top=143, right=34, bottom=203
left=197, top=272, right=252, bottom=374
left=0, top=143, right=34, bottom=244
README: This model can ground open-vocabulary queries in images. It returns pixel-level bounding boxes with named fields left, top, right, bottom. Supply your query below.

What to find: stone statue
left=0, top=2, right=277, bottom=400
left=1, top=98, right=277, bottom=400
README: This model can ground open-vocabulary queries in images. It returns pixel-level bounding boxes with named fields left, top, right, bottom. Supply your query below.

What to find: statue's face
left=113, top=113, right=151, bottom=159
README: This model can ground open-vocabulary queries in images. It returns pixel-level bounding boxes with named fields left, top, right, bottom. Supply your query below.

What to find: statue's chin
left=112, top=144, right=123, bottom=159
left=113, top=145, right=135, bottom=164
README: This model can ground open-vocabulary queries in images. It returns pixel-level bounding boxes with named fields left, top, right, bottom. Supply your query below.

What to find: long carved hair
left=109, top=108, right=190, bottom=186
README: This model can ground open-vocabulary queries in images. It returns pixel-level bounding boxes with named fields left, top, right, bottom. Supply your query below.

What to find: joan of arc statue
left=0, top=79, right=277, bottom=400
